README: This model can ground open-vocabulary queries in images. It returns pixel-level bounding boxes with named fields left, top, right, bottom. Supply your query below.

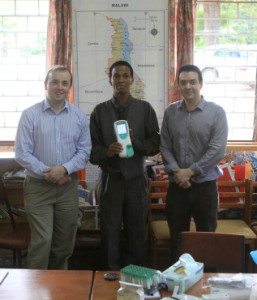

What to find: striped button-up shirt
left=15, top=99, right=91, bottom=179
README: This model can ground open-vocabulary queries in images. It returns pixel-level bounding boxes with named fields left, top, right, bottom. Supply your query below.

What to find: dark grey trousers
left=166, top=180, right=218, bottom=264
left=99, top=171, right=148, bottom=270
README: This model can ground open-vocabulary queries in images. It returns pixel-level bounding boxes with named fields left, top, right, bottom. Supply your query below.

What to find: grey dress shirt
left=160, top=97, right=228, bottom=183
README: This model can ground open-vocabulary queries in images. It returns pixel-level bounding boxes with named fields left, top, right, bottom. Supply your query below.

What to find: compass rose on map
left=151, top=27, right=158, bottom=36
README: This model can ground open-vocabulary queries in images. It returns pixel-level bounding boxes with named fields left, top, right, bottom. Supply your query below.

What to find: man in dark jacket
left=90, top=60, right=160, bottom=269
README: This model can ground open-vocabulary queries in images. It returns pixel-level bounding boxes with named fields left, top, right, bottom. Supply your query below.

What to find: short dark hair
left=177, top=64, right=203, bottom=83
left=45, top=65, right=73, bottom=86
left=109, top=60, right=134, bottom=78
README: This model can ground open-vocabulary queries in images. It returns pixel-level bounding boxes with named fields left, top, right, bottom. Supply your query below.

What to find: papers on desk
left=208, top=273, right=257, bottom=300
left=0, top=270, right=8, bottom=285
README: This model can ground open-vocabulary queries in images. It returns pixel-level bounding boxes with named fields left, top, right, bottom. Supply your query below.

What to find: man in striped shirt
left=15, top=65, right=91, bottom=269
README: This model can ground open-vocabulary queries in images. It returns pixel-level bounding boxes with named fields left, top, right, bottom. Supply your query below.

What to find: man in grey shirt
left=160, top=64, right=228, bottom=263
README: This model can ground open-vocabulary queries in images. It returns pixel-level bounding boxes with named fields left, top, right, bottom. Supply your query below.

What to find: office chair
left=0, top=182, right=30, bottom=267
left=179, top=231, right=245, bottom=272
left=190, top=180, right=256, bottom=247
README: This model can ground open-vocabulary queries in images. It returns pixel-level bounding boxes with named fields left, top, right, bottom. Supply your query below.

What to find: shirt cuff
left=165, top=163, right=179, bottom=174
left=190, top=163, right=203, bottom=176
left=62, top=163, right=72, bottom=175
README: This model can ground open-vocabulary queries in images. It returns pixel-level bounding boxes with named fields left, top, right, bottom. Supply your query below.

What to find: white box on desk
left=162, top=253, right=204, bottom=293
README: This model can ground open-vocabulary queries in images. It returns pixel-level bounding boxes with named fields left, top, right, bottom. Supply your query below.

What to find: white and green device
left=114, top=120, right=134, bottom=158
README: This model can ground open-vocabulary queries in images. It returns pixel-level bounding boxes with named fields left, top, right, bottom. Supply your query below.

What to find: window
left=194, top=0, right=257, bottom=140
left=0, top=0, right=49, bottom=142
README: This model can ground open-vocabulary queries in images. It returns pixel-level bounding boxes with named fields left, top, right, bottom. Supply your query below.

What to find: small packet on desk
left=207, top=277, right=245, bottom=288
left=117, top=281, right=144, bottom=300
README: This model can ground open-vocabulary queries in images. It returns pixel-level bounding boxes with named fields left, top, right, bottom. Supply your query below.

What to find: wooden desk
left=91, top=271, right=254, bottom=299
left=91, top=271, right=120, bottom=300
left=0, top=269, right=93, bottom=300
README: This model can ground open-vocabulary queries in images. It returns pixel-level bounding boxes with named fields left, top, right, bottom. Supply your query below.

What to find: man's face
left=178, top=71, right=203, bottom=103
left=109, top=65, right=134, bottom=97
left=44, top=70, right=71, bottom=104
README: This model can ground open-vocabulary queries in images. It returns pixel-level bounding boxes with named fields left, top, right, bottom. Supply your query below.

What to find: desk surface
left=91, top=271, right=251, bottom=299
left=91, top=271, right=120, bottom=300
left=0, top=269, right=93, bottom=300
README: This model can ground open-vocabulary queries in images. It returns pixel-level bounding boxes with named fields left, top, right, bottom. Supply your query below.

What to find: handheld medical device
left=114, top=120, right=134, bottom=158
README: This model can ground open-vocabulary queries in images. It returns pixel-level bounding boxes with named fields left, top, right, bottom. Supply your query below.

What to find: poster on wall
left=72, top=0, right=169, bottom=122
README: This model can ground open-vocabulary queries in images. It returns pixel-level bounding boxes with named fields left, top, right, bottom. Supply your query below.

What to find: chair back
left=0, top=182, right=30, bottom=267
left=218, top=180, right=251, bottom=223
left=147, top=179, right=169, bottom=268
left=247, top=180, right=257, bottom=233
left=148, top=179, right=168, bottom=205
left=179, top=231, right=245, bottom=272
left=3, top=183, right=26, bottom=228
left=148, top=179, right=169, bottom=222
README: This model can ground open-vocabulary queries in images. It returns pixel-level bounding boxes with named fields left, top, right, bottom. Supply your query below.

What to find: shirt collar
left=111, top=95, right=132, bottom=108
left=179, top=96, right=206, bottom=111
left=43, top=99, right=70, bottom=113
left=197, top=97, right=206, bottom=111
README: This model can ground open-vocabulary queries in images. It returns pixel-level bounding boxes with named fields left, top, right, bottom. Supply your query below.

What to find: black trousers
left=166, top=180, right=218, bottom=264
left=99, top=171, right=148, bottom=270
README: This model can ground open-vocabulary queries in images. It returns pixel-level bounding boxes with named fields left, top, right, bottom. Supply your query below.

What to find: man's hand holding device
left=107, top=142, right=123, bottom=157
left=113, top=120, right=134, bottom=158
